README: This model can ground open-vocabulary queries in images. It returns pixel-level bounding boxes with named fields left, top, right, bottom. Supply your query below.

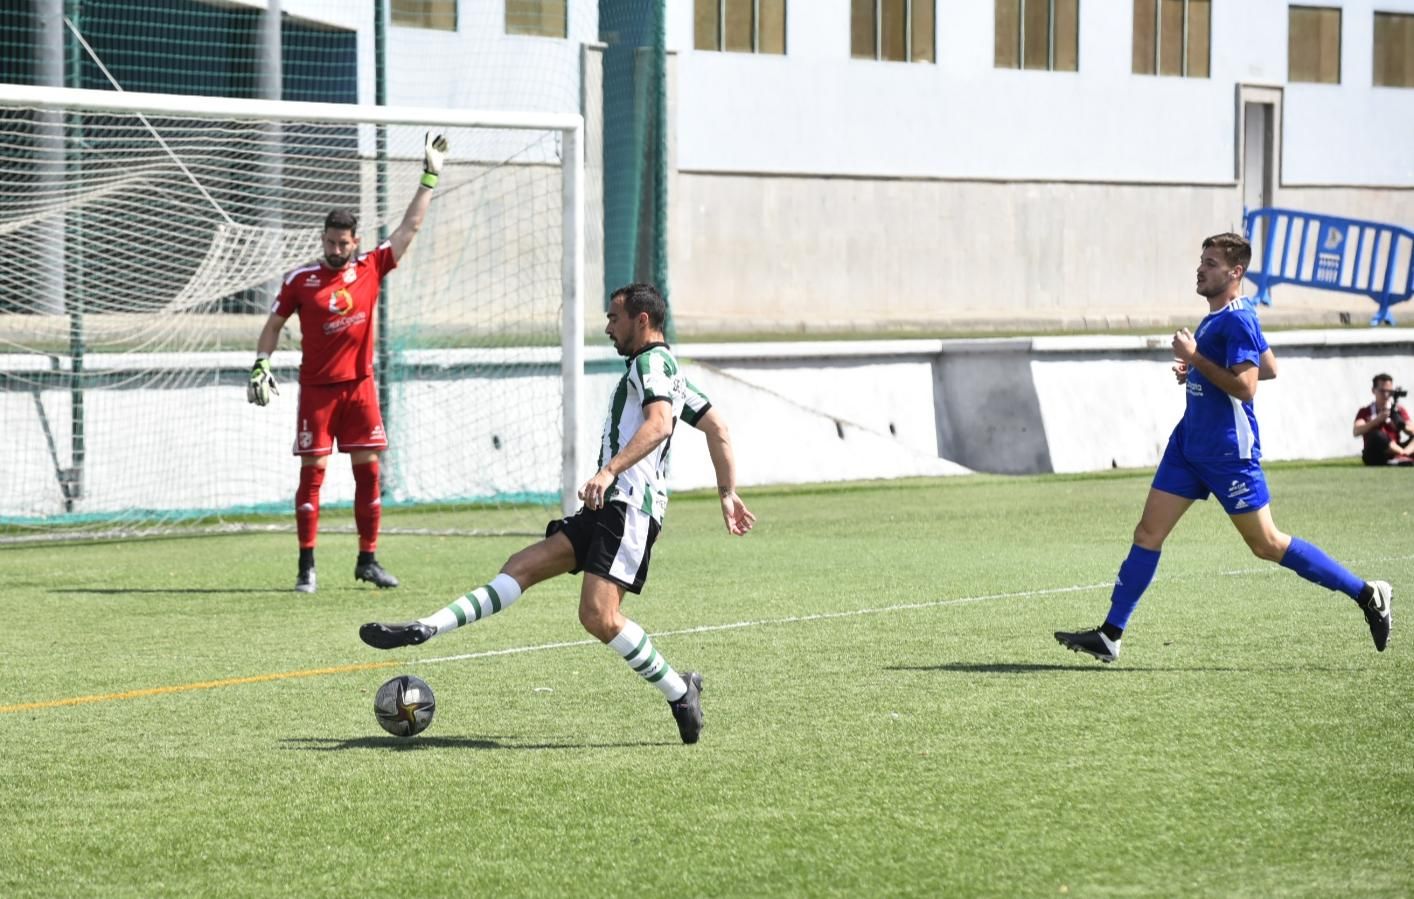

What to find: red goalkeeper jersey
left=273, top=242, right=398, bottom=385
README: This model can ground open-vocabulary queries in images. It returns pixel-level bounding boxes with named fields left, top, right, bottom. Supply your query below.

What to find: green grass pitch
left=1, top=464, right=1410, bottom=897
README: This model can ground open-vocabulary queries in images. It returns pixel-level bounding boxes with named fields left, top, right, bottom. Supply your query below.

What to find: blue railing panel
left=1243, top=207, right=1414, bottom=325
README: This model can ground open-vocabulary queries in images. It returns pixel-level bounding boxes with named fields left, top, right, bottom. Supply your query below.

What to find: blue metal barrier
left=1243, top=207, right=1414, bottom=325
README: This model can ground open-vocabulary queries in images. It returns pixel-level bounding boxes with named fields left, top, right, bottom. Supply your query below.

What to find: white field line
left=1217, top=552, right=1414, bottom=578
left=416, top=582, right=1113, bottom=667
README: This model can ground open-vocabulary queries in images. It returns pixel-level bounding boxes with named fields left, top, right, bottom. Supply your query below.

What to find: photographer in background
left=1353, top=373, right=1413, bottom=466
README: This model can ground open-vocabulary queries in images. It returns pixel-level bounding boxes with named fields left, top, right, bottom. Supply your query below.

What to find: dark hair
left=324, top=209, right=358, bottom=235
left=610, top=282, right=666, bottom=331
left=1373, top=373, right=1393, bottom=388
left=1202, top=232, right=1252, bottom=270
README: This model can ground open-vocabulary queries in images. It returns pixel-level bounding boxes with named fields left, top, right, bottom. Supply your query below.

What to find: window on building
left=995, top=0, right=1078, bottom=71
left=1288, top=6, right=1340, bottom=84
left=850, top=0, right=934, bottom=62
left=1132, top=0, right=1209, bottom=77
left=695, top=1, right=786, bottom=54
left=506, top=0, right=566, bottom=38
left=392, top=0, right=456, bottom=31
left=1374, top=11, right=1414, bottom=88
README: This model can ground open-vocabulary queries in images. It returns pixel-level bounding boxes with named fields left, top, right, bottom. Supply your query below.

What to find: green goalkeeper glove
left=247, top=357, right=279, bottom=406
left=421, top=131, right=448, bottom=189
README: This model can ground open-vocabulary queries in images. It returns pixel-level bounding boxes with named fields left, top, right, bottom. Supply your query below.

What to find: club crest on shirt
left=298, top=429, right=313, bottom=449
left=328, top=288, right=355, bottom=315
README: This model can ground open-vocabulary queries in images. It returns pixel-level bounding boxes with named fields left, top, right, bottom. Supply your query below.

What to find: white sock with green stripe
left=609, top=619, right=687, bottom=701
left=419, top=572, right=523, bottom=634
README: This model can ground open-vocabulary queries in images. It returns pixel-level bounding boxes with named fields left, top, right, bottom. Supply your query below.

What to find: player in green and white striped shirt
left=359, top=283, right=755, bottom=744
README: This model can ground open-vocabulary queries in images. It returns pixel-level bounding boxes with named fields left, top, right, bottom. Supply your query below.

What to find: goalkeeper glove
left=421, top=131, right=448, bottom=189
left=247, top=357, right=279, bottom=406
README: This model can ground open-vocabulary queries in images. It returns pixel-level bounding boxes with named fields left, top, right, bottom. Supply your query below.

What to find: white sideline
left=416, top=582, right=1113, bottom=667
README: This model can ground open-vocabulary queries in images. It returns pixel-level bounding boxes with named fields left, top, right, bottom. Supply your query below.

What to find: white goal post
left=0, top=83, right=585, bottom=539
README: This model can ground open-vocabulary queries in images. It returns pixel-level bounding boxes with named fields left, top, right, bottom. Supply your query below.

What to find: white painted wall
left=7, top=333, right=1409, bottom=524
left=668, top=0, right=1414, bottom=186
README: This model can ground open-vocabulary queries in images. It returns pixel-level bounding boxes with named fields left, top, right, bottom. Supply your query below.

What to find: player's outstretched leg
left=1278, top=537, right=1391, bottom=651
left=359, top=573, right=524, bottom=650
left=1055, top=543, right=1160, bottom=663
left=1359, top=580, right=1393, bottom=652
left=359, top=620, right=434, bottom=649
left=1054, top=627, right=1121, bottom=663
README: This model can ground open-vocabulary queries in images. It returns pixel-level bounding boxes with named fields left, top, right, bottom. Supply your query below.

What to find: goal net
left=0, top=84, right=584, bottom=541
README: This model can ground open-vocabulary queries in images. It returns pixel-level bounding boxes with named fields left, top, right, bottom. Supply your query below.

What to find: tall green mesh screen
left=598, top=0, right=670, bottom=335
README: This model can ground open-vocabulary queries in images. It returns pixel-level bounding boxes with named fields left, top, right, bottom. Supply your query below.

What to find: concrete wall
left=661, top=0, right=1414, bottom=331
left=4, top=331, right=1409, bottom=522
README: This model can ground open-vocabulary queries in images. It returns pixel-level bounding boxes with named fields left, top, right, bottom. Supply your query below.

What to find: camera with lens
left=1393, top=387, right=1409, bottom=402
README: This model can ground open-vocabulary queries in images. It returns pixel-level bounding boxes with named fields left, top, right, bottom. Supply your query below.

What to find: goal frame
left=0, top=82, right=586, bottom=518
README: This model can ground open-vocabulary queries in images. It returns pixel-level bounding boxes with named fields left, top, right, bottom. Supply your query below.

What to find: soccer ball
left=373, top=674, right=436, bottom=737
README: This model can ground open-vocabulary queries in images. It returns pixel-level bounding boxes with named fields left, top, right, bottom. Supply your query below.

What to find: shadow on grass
left=49, top=588, right=285, bottom=596
left=281, top=735, right=676, bottom=752
left=887, top=662, right=1243, bottom=674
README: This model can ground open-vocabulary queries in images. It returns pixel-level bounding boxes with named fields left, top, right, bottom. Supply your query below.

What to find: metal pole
left=374, top=0, right=392, bottom=493
left=257, top=0, right=283, bottom=312
left=64, top=0, right=84, bottom=509
left=36, top=0, right=65, bottom=318
left=561, top=122, right=585, bottom=516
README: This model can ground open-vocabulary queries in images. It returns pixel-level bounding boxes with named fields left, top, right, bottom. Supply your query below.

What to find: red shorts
left=293, top=378, right=387, bottom=456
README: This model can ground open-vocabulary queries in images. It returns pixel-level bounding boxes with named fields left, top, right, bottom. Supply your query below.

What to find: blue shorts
left=1152, top=430, right=1271, bottom=515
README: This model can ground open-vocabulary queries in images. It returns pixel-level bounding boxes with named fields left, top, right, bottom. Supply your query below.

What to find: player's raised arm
left=694, top=407, right=755, bottom=536
left=387, top=132, right=448, bottom=262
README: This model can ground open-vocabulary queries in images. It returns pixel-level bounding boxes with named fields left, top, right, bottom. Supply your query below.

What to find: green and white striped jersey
left=601, top=342, right=711, bottom=522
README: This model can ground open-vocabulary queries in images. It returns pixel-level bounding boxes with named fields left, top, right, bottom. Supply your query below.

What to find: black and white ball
left=373, top=674, right=436, bottom=737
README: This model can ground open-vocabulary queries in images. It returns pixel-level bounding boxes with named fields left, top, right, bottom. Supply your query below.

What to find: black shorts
left=545, top=501, right=661, bottom=594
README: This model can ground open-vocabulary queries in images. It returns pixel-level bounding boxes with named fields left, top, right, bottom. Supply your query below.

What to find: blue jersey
left=1179, top=298, right=1269, bottom=461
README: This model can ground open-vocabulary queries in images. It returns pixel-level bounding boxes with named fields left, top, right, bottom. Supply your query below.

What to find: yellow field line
left=0, top=659, right=400, bottom=714
left=0, top=582, right=1117, bottom=715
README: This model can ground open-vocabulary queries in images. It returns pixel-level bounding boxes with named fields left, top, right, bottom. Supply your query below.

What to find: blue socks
left=1101, top=538, right=1362, bottom=638
left=1279, top=537, right=1365, bottom=600
left=1104, top=544, right=1162, bottom=633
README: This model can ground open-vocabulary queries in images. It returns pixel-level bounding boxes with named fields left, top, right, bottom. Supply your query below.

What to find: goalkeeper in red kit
left=247, top=133, right=448, bottom=594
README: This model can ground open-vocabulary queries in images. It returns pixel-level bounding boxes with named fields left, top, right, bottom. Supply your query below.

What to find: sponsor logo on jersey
left=322, top=310, right=367, bottom=335
left=369, top=425, right=385, bottom=442
left=343, top=267, right=357, bottom=284
left=303, top=274, right=321, bottom=287
left=1227, top=480, right=1250, bottom=497
left=328, top=288, right=355, bottom=316
left=1234, top=498, right=1249, bottom=510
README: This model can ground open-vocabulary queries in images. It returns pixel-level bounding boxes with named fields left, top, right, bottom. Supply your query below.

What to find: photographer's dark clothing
left=1355, top=402, right=1413, bottom=466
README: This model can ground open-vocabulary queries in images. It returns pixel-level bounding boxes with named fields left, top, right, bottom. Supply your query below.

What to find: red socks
left=295, top=465, right=326, bottom=549
left=353, top=460, right=381, bottom=553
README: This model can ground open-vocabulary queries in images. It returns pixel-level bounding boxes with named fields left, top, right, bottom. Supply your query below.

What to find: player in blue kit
left=1055, top=233, right=1392, bottom=662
